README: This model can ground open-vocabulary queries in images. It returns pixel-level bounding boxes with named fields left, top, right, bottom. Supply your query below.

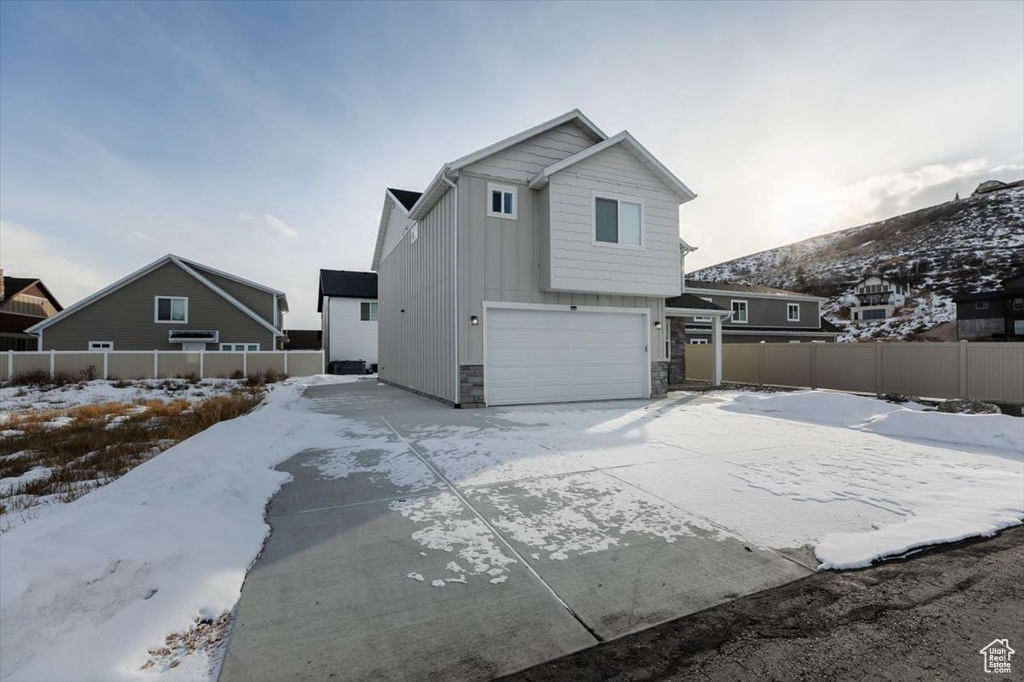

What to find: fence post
left=758, top=341, right=765, bottom=386
left=50, top=349, right=55, bottom=379
left=7, top=352, right=12, bottom=380
left=958, top=340, right=968, bottom=399
left=103, top=351, right=109, bottom=380
left=243, top=349, right=248, bottom=377
left=199, top=350, right=205, bottom=379
left=810, top=342, right=818, bottom=390
left=283, top=351, right=288, bottom=375
left=153, top=350, right=159, bottom=379
left=874, top=341, right=883, bottom=398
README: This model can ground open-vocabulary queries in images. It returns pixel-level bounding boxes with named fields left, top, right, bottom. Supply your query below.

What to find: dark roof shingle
left=318, top=270, right=378, bottom=311
left=685, top=280, right=812, bottom=297
left=665, top=293, right=726, bottom=310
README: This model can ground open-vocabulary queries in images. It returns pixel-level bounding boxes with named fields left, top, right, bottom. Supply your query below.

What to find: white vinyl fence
left=686, top=342, right=1024, bottom=404
left=0, top=350, right=325, bottom=382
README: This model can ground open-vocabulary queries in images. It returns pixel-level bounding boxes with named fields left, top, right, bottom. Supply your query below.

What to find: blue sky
left=2, top=0, right=1022, bottom=327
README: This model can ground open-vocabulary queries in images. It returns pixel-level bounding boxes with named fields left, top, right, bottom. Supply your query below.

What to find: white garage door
left=485, top=306, right=648, bottom=406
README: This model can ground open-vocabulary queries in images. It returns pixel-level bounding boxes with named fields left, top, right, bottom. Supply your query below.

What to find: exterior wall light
left=654, top=320, right=663, bottom=330
left=470, top=315, right=479, bottom=326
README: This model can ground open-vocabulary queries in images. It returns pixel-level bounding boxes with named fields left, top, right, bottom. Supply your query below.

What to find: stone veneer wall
left=458, top=364, right=485, bottom=408
left=668, top=318, right=687, bottom=385
left=650, top=361, right=669, bottom=399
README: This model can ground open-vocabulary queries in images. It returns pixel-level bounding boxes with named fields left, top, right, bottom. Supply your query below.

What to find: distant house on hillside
left=953, top=273, right=1024, bottom=341
left=671, top=281, right=839, bottom=344
left=0, top=270, right=63, bottom=351
left=318, top=269, right=378, bottom=370
left=849, top=276, right=911, bottom=321
left=973, top=178, right=1024, bottom=196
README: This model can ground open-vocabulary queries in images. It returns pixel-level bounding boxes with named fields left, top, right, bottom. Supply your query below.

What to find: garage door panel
left=485, top=307, right=648, bottom=406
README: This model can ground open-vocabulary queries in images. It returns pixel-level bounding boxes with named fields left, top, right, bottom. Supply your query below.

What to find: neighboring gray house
left=672, top=281, right=839, bottom=344
left=953, top=273, right=1024, bottom=341
left=371, top=109, right=722, bottom=407
left=27, top=254, right=288, bottom=351
left=0, top=271, right=63, bottom=351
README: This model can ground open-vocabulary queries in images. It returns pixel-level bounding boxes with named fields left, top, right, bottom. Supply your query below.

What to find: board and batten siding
left=326, top=298, right=378, bottom=364
left=544, top=143, right=681, bottom=297
left=40, top=262, right=274, bottom=351
left=687, top=293, right=821, bottom=329
left=189, top=265, right=277, bottom=326
left=457, top=172, right=667, bottom=366
left=378, top=189, right=457, bottom=402
left=380, top=199, right=416, bottom=265
left=462, top=121, right=601, bottom=183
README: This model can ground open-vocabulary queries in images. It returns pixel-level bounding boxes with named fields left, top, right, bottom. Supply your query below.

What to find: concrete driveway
left=219, top=380, right=812, bottom=682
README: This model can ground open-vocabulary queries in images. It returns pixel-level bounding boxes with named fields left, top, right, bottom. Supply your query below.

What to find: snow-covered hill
left=691, top=183, right=1024, bottom=341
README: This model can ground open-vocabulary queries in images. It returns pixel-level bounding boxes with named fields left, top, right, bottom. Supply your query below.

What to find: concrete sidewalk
left=220, top=380, right=810, bottom=681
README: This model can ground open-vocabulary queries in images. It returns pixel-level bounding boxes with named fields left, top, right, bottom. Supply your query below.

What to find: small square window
left=690, top=338, right=708, bottom=345
left=155, top=296, right=187, bottom=322
left=976, top=301, right=989, bottom=310
left=731, top=300, right=748, bottom=323
left=787, top=303, right=800, bottom=322
left=594, top=195, right=642, bottom=246
left=486, top=183, right=517, bottom=219
left=360, top=301, right=379, bottom=322
left=89, top=341, right=113, bottom=350
left=1013, top=298, right=1024, bottom=311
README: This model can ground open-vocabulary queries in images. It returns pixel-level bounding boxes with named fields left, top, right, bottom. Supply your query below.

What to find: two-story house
left=371, top=110, right=712, bottom=407
left=849, top=275, right=911, bottom=321
left=672, top=281, right=839, bottom=344
left=953, top=273, right=1024, bottom=341
left=0, top=271, right=63, bottom=351
left=318, top=269, right=378, bottom=370
left=26, top=254, right=288, bottom=351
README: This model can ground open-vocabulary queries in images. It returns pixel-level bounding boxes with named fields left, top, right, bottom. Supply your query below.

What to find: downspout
left=442, top=172, right=459, bottom=405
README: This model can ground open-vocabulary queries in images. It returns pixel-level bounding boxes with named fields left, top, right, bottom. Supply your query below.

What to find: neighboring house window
left=690, top=338, right=708, bottom=345
left=976, top=301, right=989, bottom=310
left=594, top=195, right=642, bottom=246
left=789, top=340, right=802, bottom=344
left=220, top=343, right=260, bottom=351
left=89, top=341, right=113, bottom=350
left=487, top=183, right=517, bottom=219
left=863, top=309, right=886, bottom=320
left=731, top=300, right=748, bottom=323
left=1013, top=298, right=1024, bottom=311
left=360, top=301, right=379, bottom=321
left=155, top=296, right=188, bottom=322
left=787, top=303, right=800, bottom=322
left=410, top=223, right=419, bottom=244
left=693, top=298, right=714, bottom=323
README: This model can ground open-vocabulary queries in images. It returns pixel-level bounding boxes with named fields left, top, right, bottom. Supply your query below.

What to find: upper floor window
left=360, top=301, right=379, bottom=321
left=731, top=300, right=748, bottom=323
left=155, top=296, right=188, bottom=323
left=787, top=303, right=800, bottom=322
left=594, top=195, right=642, bottom=246
left=487, top=183, right=517, bottom=219
left=693, top=298, right=715, bottom=323
left=976, top=301, right=989, bottom=310
left=1013, top=298, right=1024, bottom=311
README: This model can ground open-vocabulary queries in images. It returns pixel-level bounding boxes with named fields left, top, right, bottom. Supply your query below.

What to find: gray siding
left=41, top=262, right=274, bottom=351
left=457, top=172, right=667, bottom=365
left=688, top=293, right=821, bottom=329
left=463, top=121, right=598, bottom=182
left=189, top=266, right=276, bottom=326
left=380, top=198, right=416, bottom=264
left=378, top=188, right=457, bottom=402
left=546, top=144, right=681, bottom=297
left=686, top=329, right=836, bottom=344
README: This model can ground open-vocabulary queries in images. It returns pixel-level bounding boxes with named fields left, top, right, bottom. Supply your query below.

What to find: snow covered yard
left=1, top=379, right=1021, bottom=682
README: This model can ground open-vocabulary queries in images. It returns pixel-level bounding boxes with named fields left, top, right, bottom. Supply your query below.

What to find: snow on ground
left=0, top=375, right=373, bottom=682
left=0, top=378, right=243, bottom=421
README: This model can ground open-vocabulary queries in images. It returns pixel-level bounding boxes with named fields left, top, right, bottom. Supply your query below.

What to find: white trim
left=591, top=191, right=644, bottom=249
left=88, top=341, right=114, bottom=350
left=154, top=295, right=189, bottom=323
left=730, top=300, right=749, bottom=324
left=442, top=175, right=460, bottom=405
left=665, top=306, right=732, bottom=318
left=171, top=257, right=285, bottom=338
left=690, top=338, right=708, bottom=345
left=481, top=301, right=651, bottom=406
left=528, top=131, right=696, bottom=203
left=220, top=343, right=261, bottom=351
left=177, top=256, right=285, bottom=296
left=787, top=302, right=800, bottom=322
left=683, top=285, right=827, bottom=303
left=486, top=182, right=518, bottom=220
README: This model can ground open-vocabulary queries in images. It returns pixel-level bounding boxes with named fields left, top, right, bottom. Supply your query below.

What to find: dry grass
left=0, top=389, right=264, bottom=517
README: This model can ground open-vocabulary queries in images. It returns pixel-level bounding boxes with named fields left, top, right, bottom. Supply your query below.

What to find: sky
left=1, top=1, right=1022, bottom=329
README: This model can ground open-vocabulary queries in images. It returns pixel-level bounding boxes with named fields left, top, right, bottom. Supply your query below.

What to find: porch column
left=712, top=316, right=723, bottom=386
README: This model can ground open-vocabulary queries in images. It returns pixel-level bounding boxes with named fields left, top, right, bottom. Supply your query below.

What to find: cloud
left=239, top=212, right=299, bottom=239
left=0, top=220, right=109, bottom=308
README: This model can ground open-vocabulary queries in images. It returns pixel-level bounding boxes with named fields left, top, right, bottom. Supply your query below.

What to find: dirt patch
left=501, top=527, right=1024, bottom=682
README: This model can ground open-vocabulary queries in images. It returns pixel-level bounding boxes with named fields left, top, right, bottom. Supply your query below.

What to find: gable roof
left=387, top=188, right=422, bottom=212
left=686, top=280, right=826, bottom=301
left=318, top=270, right=378, bottom=311
left=665, top=293, right=725, bottom=310
left=2, top=276, right=64, bottom=311
left=528, top=131, right=697, bottom=203
left=25, top=255, right=285, bottom=337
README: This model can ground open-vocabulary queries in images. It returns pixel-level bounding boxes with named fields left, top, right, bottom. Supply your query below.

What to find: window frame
left=220, top=343, right=260, bottom=351
left=591, top=191, right=644, bottom=249
left=486, top=182, right=517, bottom=220
left=689, top=338, right=708, bottom=345
left=787, top=302, right=800, bottom=322
left=692, top=298, right=715, bottom=323
left=730, top=300, right=748, bottom=324
left=360, top=301, right=379, bottom=322
left=975, top=301, right=989, bottom=310
left=88, top=341, right=113, bottom=350
left=154, top=296, right=188, bottom=323
left=1012, top=298, right=1024, bottom=311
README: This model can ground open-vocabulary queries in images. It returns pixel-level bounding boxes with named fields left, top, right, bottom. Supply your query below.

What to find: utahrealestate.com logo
left=980, top=639, right=1015, bottom=674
